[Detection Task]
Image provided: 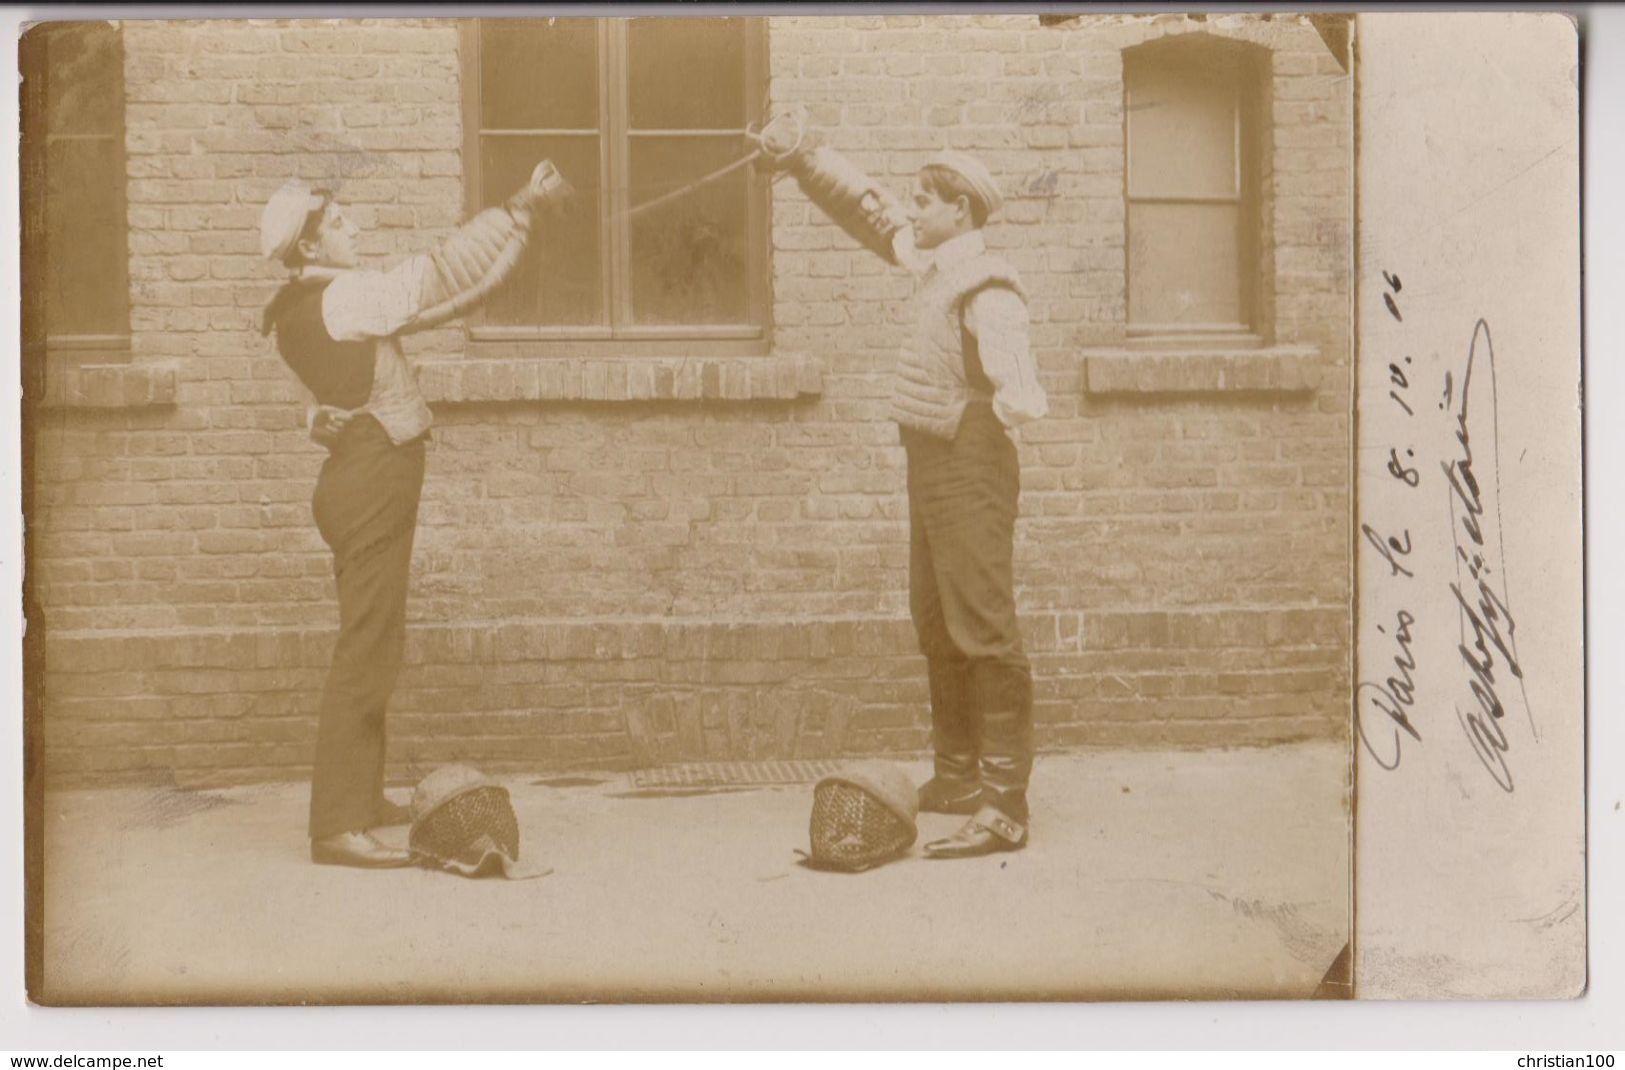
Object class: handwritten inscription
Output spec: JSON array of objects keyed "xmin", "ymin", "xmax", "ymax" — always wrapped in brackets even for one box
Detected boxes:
[
  {"xmin": 1442, "ymin": 319, "xmax": 1530, "ymax": 793},
  {"xmin": 1357, "ymin": 269, "xmax": 1424, "ymax": 769},
  {"xmin": 1362, "ymin": 523, "xmax": 1414, "ymax": 579},
  {"xmin": 1356, "ymin": 609, "xmax": 1422, "ymax": 770},
  {"xmin": 1358, "ymin": 295, "xmax": 1535, "ymax": 792}
]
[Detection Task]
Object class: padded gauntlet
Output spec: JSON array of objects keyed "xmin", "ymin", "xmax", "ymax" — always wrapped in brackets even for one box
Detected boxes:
[
  {"xmin": 750, "ymin": 110, "xmax": 911, "ymax": 267},
  {"xmin": 409, "ymin": 160, "xmax": 571, "ymax": 331},
  {"xmin": 768, "ymin": 137, "xmax": 909, "ymax": 267}
]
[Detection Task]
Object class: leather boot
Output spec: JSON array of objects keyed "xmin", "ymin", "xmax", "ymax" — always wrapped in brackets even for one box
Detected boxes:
[
  {"xmin": 922, "ymin": 805, "xmax": 1028, "ymax": 859},
  {"xmin": 916, "ymin": 657, "xmax": 982, "ymax": 814},
  {"xmin": 972, "ymin": 661, "xmax": 1034, "ymax": 829},
  {"xmin": 924, "ymin": 663, "xmax": 1034, "ymax": 859}
]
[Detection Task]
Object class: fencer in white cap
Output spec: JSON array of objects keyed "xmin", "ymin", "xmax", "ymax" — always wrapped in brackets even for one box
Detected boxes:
[
  {"xmin": 758, "ymin": 124, "xmax": 1048, "ymax": 859},
  {"xmin": 257, "ymin": 160, "xmax": 570, "ymax": 870},
  {"xmin": 918, "ymin": 150, "xmax": 1005, "ymax": 225},
  {"xmin": 259, "ymin": 180, "xmax": 330, "ymax": 264}
]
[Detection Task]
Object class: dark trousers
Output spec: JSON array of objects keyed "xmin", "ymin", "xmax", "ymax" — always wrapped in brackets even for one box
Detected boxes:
[
  {"xmin": 904, "ymin": 402, "xmax": 1035, "ymax": 825},
  {"xmin": 307, "ymin": 418, "xmax": 426, "ymax": 839}
]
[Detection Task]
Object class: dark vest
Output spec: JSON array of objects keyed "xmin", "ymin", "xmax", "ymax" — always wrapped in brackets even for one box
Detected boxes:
[{"xmin": 261, "ymin": 277, "xmax": 376, "ymax": 409}]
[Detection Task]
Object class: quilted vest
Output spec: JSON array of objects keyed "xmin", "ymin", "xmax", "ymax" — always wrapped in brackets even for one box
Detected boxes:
[
  {"xmin": 261, "ymin": 277, "xmax": 376, "ymax": 410},
  {"xmin": 890, "ymin": 253, "xmax": 1026, "ymax": 440}
]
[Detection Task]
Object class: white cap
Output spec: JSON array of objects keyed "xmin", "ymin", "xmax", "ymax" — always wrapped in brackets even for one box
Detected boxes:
[
  {"xmin": 259, "ymin": 180, "xmax": 326, "ymax": 262},
  {"xmin": 924, "ymin": 150, "xmax": 1004, "ymax": 219}
]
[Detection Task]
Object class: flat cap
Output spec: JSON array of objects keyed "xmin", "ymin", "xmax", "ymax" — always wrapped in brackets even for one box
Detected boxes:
[
  {"xmin": 925, "ymin": 150, "xmax": 1003, "ymax": 219},
  {"xmin": 259, "ymin": 180, "xmax": 326, "ymax": 262}
]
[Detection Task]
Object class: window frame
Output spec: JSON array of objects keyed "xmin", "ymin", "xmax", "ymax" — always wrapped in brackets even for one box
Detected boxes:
[
  {"xmin": 1122, "ymin": 37, "xmax": 1265, "ymax": 345},
  {"xmin": 28, "ymin": 21, "xmax": 132, "ymax": 366},
  {"xmin": 459, "ymin": 17, "xmax": 772, "ymax": 356}
]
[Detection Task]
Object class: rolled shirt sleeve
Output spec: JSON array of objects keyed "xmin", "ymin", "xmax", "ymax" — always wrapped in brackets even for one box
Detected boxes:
[
  {"xmin": 320, "ymin": 256, "xmax": 432, "ymax": 342},
  {"xmin": 964, "ymin": 285, "xmax": 1049, "ymax": 429}
]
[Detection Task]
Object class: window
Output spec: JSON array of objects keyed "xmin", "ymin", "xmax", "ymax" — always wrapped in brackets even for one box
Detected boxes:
[
  {"xmin": 1124, "ymin": 38, "xmax": 1263, "ymax": 341},
  {"xmin": 463, "ymin": 17, "xmax": 769, "ymax": 351},
  {"xmin": 27, "ymin": 22, "xmax": 131, "ymax": 361}
]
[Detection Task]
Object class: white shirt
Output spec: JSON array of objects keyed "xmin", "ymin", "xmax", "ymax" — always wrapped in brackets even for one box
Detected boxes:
[{"xmin": 906, "ymin": 229, "xmax": 1049, "ymax": 429}]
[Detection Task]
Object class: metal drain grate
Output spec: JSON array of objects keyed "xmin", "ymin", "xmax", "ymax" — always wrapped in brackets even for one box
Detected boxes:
[{"xmin": 631, "ymin": 759, "xmax": 851, "ymax": 789}]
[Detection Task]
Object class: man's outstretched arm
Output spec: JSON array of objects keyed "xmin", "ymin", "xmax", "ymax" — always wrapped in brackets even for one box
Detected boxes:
[
  {"xmin": 318, "ymin": 160, "xmax": 572, "ymax": 343},
  {"xmin": 753, "ymin": 127, "xmax": 920, "ymax": 272}
]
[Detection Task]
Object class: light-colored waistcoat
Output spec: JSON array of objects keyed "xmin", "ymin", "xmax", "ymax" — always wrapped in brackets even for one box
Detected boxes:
[{"xmin": 890, "ymin": 253, "xmax": 1026, "ymax": 440}]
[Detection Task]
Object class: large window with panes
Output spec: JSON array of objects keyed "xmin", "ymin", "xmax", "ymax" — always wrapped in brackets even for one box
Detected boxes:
[
  {"xmin": 1124, "ymin": 37, "xmax": 1266, "ymax": 344},
  {"xmin": 461, "ymin": 17, "xmax": 770, "ymax": 354}
]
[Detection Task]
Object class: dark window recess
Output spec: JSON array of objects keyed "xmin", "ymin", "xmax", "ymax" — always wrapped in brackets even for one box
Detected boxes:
[{"xmin": 38, "ymin": 22, "xmax": 131, "ymax": 354}]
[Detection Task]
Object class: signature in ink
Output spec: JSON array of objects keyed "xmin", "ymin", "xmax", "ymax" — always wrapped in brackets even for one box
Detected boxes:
[
  {"xmin": 1355, "ymin": 608, "xmax": 1422, "ymax": 770},
  {"xmin": 1441, "ymin": 318, "xmax": 1534, "ymax": 793}
]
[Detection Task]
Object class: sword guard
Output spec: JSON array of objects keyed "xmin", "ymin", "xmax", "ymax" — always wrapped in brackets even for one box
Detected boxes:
[
  {"xmin": 750, "ymin": 105, "xmax": 811, "ymax": 170},
  {"xmin": 528, "ymin": 159, "xmax": 574, "ymax": 206}
]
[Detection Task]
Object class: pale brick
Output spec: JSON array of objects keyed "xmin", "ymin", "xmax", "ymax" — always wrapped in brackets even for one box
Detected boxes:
[{"xmin": 32, "ymin": 12, "xmax": 1354, "ymax": 779}]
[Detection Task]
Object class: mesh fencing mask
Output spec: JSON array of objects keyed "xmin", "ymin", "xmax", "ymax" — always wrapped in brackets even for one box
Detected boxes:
[
  {"xmin": 797, "ymin": 762, "xmax": 920, "ymax": 873},
  {"xmin": 409, "ymin": 764, "xmax": 549, "ymax": 880}
]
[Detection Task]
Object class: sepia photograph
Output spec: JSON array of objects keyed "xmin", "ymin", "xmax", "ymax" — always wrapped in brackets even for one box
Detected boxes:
[{"xmin": 21, "ymin": 8, "xmax": 1377, "ymax": 1005}]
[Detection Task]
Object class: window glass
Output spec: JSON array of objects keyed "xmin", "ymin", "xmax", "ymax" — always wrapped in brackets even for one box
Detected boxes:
[
  {"xmin": 1126, "ymin": 62, "xmax": 1238, "ymax": 199},
  {"xmin": 473, "ymin": 17, "xmax": 762, "ymax": 336},
  {"xmin": 1123, "ymin": 39, "xmax": 1257, "ymax": 332},
  {"xmin": 40, "ymin": 22, "xmax": 128, "ymax": 341},
  {"xmin": 45, "ymin": 24, "xmax": 122, "ymax": 133},
  {"xmin": 629, "ymin": 137, "xmax": 750, "ymax": 325},
  {"xmin": 478, "ymin": 19, "xmax": 599, "ymax": 131},
  {"xmin": 627, "ymin": 18, "xmax": 747, "ymax": 131},
  {"xmin": 480, "ymin": 135, "xmax": 603, "ymax": 327},
  {"xmin": 1127, "ymin": 202, "xmax": 1242, "ymax": 327}
]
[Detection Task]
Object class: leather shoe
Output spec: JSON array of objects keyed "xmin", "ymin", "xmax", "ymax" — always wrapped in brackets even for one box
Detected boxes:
[
  {"xmin": 923, "ymin": 806, "xmax": 1028, "ymax": 859},
  {"xmin": 917, "ymin": 776, "xmax": 982, "ymax": 815},
  {"xmin": 311, "ymin": 831, "xmax": 412, "ymax": 869},
  {"xmin": 371, "ymin": 797, "xmax": 413, "ymax": 828}
]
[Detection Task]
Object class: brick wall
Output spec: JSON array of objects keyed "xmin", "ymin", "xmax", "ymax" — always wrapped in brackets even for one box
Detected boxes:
[{"xmin": 31, "ymin": 14, "xmax": 1353, "ymax": 787}]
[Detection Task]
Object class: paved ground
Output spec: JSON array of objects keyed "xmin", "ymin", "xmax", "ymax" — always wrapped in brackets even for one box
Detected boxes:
[{"xmin": 36, "ymin": 741, "xmax": 1350, "ymax": 1004}]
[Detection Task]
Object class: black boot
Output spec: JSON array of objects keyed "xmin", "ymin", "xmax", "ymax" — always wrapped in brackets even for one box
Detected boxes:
[
  {"xmin": 924, "ymin": 661, "xmax": 1033, "ymax": 859},
  {"xmin": 916, "ymin": 657, "xmax": 982, "ymax": 814}
]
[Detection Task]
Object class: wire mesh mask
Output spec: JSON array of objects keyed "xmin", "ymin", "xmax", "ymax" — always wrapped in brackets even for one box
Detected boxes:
[
  {"xmin": 408, "ymin": 765, "xmax": 548, "ymax": 880},
  {"xmin": 798, "ymin": 763, "xmax": 919, "ymax": 873}
]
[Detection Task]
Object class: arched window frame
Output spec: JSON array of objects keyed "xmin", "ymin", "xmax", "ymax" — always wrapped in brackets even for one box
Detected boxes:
[{"xmin": 1123, "ymin": 35, "xmax": 1269, "ymax": 346}]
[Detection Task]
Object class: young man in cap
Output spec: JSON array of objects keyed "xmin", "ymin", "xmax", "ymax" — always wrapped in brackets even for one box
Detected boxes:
[
  {"xmin": 259, "ymin": 161, "xmax": 568, "ymax": 868},
  {"xmin": 759, "ymin": 134, "xmax": 1048, "ymax": 857}
]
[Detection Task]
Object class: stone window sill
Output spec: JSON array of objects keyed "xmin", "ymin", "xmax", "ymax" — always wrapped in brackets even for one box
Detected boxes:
[
  {"xmin": 1082, "ymin": 345, "xmax": 1322, "ymax": 395},
  {"xmin": 418, "ymin": 354, "xmax": 823, "ymax": 405},
  {"xmin": 38, "ymin": 362, "xmax": 177, "ymax": 409}
]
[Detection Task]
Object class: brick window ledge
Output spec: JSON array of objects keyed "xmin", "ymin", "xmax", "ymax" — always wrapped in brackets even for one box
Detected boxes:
[
  {"xmin": 1082, "ymin": 345, "xmax": 1322, "ymax": 396},
  {"xmin": 419, "ymin": 354, "xmax": 823, "ymax": 405},
  {"xmin": 38, "ymin": 362, "xmax": 177, "ymax": 409}
]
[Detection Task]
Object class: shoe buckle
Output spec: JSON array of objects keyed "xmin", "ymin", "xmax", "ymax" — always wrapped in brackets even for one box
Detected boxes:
[{"xmin": 971, "ymin": 806, "xmax": 1022, "ymax": 843}]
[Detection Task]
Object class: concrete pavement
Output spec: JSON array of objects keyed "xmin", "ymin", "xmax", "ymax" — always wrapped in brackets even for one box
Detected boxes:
[{"xmin": 36, "ymin": 741, "xmax": 1350, "ymax": 1004}]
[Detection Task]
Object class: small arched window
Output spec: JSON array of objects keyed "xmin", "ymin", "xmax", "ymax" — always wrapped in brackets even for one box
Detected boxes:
[{"xmin": 1124, "ymin": 36, "xmax": 1266, "ymax": 342}]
